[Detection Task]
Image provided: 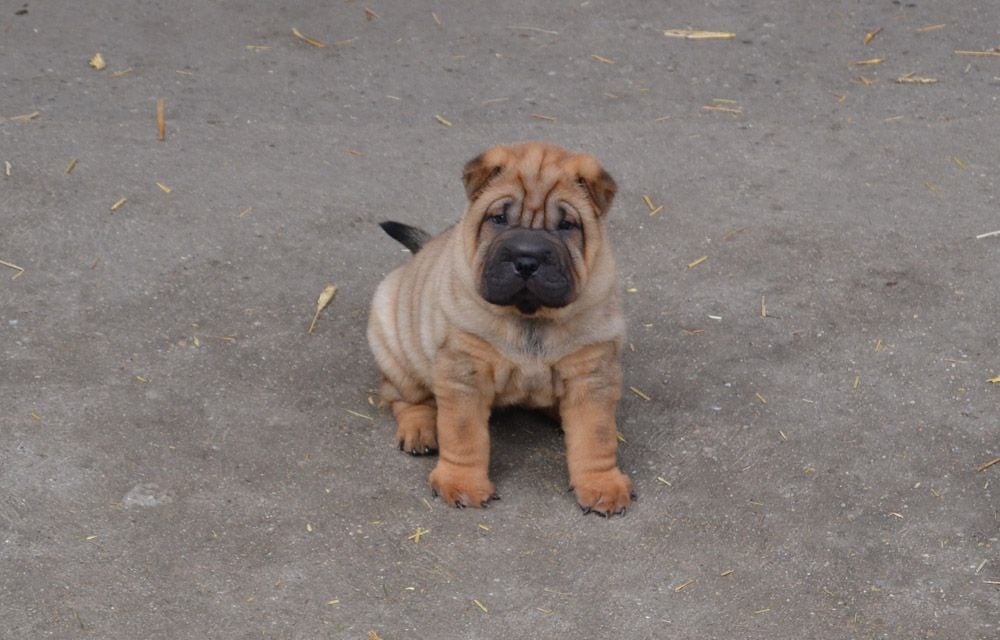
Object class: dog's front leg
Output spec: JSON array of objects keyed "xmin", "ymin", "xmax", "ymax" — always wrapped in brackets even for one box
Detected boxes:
[
  {"xmin": 558, "ymin": 344, "xmax": 633, "ymax": 517},
  {"xmin": 428, "ymin": 346, "xmax": 498, "ymax": 508}
]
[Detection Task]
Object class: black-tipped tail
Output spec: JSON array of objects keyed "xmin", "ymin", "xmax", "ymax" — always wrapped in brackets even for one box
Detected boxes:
[{"xmin": 379, "ymin": 221, "xmax": 433, "ymax": 254}]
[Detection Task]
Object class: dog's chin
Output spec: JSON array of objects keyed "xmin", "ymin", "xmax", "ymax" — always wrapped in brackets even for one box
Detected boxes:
[
  {"xmin": 515, "ymin": 298, "xmax": 542, "ymax": 315},
  {"xmin": 481, "ymin": 285, "xmax": 571, "ymax": 316}
]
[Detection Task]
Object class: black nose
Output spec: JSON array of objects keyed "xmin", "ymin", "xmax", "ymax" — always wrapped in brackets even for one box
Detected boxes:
[{"xmin": 513, "ymin": 255, "xmax": 540, "ymax": 278}]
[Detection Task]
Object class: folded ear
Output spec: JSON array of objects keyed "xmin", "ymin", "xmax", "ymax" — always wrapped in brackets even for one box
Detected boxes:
[
  {"xmin": 462, "ymin": 146, "xmax": 508, "ymax": 200},
  {"xmin": 574, "ymin": 155, "xmax": 617, "ymax": 215}
]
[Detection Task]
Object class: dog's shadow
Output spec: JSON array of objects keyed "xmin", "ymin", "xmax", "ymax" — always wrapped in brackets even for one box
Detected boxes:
[{"xmin": 487, "ymin": 407, "xmax": 565, "ymax": 483}]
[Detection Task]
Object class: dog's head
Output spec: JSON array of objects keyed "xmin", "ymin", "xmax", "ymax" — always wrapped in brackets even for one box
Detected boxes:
[{"xmin": 459, "ymin": 143, "xmax": 618, "ymax": 317}]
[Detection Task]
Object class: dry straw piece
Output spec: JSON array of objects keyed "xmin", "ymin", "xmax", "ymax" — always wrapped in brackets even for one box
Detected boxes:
[
  {"xmin": 292, "ymin": 27, "xmax": 327, "ymax": 48},
  {"xmin": 407, "ymin": 527, "xmax": 428, "ymax": 542},
  {"xmin": 674, "ymin": 579, "xmax": 696, "ymax": 592},
  {"xmin": 642, "ymin": 195, "xmax": 664, "ymax": 216},
  {"xmin": 664, "ymin": 29, "xmax": 735, "ymax": 39},
  {"xmin": 508, "ymin": 26, "xmax": 560, "ymax": 35},
  {"xmin": 954, "ymin": 48, "xmax": 1000, "ymax": 57},
  {"xmin": 156, "ymin": 99, "xmax": 165, "ymax": 140},
  {"xmin": 976, "ymin": 457, "xmax": 1000, "ymax": 472},
  {"xmin": 0, "ymin": 259, "xmax": 25, "ymax": 280},
  {"xmin": 89, "ymin": 53, "xmax": 107, "ymax": 70},
  {"xmin": 629, "ymin": 386, "xmax": 652, "ymax": 401},
  {"xmin": 896, "ymin": 73, "xmax": 938, "ymax": 84},
  {"xmin": 863, "ymin": 28, "xmax": 883, "ymax": 45},
  {"xmin": 308, "ymin": 284, "xmax": 338, "ymax": 334},
  {"xmin": 703, "ymin": 97, "xmax": 743, "ymax": 114}
]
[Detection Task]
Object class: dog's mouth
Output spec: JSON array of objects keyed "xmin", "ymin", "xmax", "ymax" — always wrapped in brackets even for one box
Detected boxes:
[{"xmin": 480, "ymin": 230, "xmax": 574, "ymax": 314}]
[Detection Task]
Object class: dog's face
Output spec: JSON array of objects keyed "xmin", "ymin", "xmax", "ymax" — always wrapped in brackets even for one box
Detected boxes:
[{"xmin": 459, "ymin": 143, "xmax": 617, "ymax": 317}]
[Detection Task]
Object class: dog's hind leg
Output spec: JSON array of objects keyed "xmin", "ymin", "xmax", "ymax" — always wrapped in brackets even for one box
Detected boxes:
[
  {"xmin": 376, "ymin": 376, "xmax": 438, "ymax": 455},
  {"xmin": 391, "ymin": 398, "xmax": 438, "ymax": 456}
]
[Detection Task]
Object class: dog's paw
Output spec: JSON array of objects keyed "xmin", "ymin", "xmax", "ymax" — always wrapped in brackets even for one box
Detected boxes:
[
  {"xmin": 395, "ymin": 409, "xmax": 438, "ymax": 456},
  {"xmin": 428, "ymin": 464, "xmax": 498, "ymax": 509},
  {"xmin": 572, "ymin": 469, "xmax": 633, "ymax": 517}
]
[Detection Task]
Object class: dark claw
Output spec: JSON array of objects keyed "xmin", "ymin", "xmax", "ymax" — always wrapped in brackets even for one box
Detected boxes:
[
  {"xmin": 595, "ymin": 510, "xmax": 609, "ymax": 518},
  {"xmin": 618, "ymin": 507, "xmax": 627, "ymax": 517},
  {"xmin": 398, "ymin": 442, "xmax": 404, "ymax": 451},
  {"xmin": 431, "ymin": 488, "xmax": 438, "ymax": 498},
  {"xmin": 581, "ymin": 506, "xmax": 592, "ymax": 515},
  {"xmin": 490, "ymin": 492, "xmax": 500, "ymax": 501},
  {"xmin": 630, "ymin": 490, "xmax": 638, "ymax": 500},
  {"xmin": 410, "ymin": 448, "xmax": 418, "ymax": 456},
  {"xmin": 423, "ymin": 447, "xmax": 433, "ymax": 455},
  {"xmin": 480, "ymin": 500, "xmax": 490, "ymax": 508},
  {"xmin": 567, "ymin": 486, "xmax": 575, "ymax": 493},
  {"xmin": 456, "ymin": 503, "xmax": 465, "ymax": 509}
]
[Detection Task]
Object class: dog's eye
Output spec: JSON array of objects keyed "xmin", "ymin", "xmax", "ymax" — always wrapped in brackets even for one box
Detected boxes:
[
  {"xmin": 487, "ymin": 202, "xmax": 512, "ymax": 226},
  {"xmin": 556, "ymin": 205, "xmax": 579, "ymax": 231}
]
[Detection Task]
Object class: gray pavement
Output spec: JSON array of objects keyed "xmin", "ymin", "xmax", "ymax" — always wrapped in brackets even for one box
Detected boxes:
[{"xmin": 1, "ymin": 1, "xmax": 998, "ymax": 638}]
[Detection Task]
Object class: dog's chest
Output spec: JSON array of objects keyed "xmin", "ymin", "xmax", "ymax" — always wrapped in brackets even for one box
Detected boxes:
[
  {"xmin": 494, "ymin": 359, "xmax": 561, "ymax": 407},
  {"xmin": 486, "ymin": 318, "xmax": 578, "ymax": 407}
]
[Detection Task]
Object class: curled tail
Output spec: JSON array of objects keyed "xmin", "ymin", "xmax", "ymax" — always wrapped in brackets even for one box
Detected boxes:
[{"xmin": 379, "ymin": 221, "xmax": 433, "ymax": 254}]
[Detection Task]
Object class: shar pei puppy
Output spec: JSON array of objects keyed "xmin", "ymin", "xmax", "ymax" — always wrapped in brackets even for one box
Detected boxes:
[{"xmin": 368, "ymin": 142, "xmax": 633, "ymax": 516}]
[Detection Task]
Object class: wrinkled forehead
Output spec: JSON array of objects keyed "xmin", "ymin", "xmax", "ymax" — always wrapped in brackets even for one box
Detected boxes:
[{"xmin": 500, "ymin": 145, "xmax": 578, "ymax": 211}]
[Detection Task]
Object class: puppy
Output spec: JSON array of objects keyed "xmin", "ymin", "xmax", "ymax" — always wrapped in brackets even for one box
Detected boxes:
[{"xmin": 367, "ymin": 142, "xmax": 632, "ymax": 516}]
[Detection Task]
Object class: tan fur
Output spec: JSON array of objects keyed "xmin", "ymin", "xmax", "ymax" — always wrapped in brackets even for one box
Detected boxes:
[{"xmin": 367, "ymin": 142, "xmax": 632, "ymax": 515}]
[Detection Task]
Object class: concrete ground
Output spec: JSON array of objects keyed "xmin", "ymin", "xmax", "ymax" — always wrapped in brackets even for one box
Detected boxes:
[{"xmin": 2, "ymin": 1, "xmax": 998, "ymax": 638}]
